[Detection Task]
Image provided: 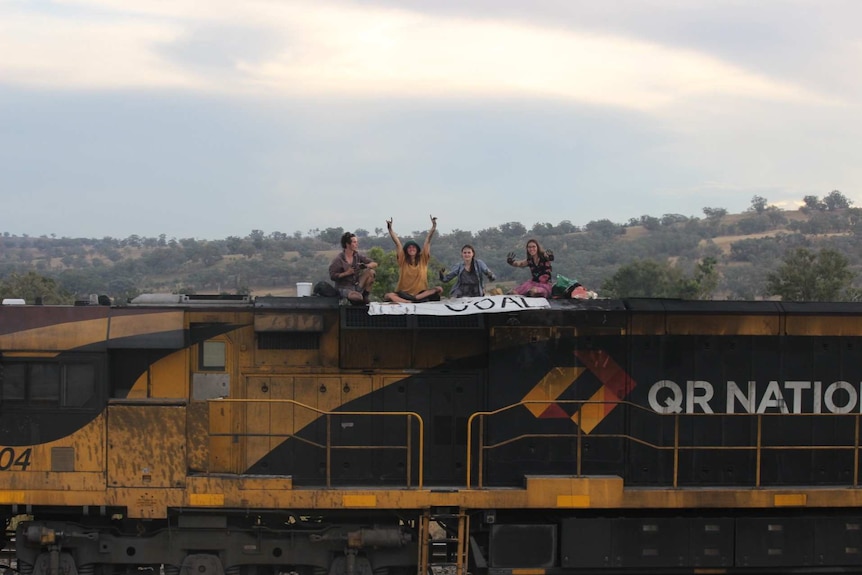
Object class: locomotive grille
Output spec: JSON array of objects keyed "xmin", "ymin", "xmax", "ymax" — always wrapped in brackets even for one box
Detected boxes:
[
  {"xmin": 257, "ymin": 332, "xmax": 320, "ymax": 350},
  {"xmin": 51, "ymin": 447, "xmax": 75, "ymax": 472},
  {"xmin": 342, "ymin": 308, "xmax": 483, "ymax": 329}
]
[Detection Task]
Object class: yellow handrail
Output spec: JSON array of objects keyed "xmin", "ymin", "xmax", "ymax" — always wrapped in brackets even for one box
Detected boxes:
[
  {"xmin": 209, "ymin": 398, "xmax": 425, "ymax": 488},
  {"xmin": 466, "ymin": 399, "xmax": 862, "ymax": 488}
]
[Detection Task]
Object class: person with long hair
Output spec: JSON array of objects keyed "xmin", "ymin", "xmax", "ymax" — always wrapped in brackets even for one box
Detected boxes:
[
  {"xmin": 439, "ymin": 244, "xmax": 496, "ymax": 298},
  {"xmin": 507, "ymin": 238, "xmax": 554, "ymax": 297},
  {"xmin": 384, "ymin": 215, "xmax": 444, "ymax": 304}
]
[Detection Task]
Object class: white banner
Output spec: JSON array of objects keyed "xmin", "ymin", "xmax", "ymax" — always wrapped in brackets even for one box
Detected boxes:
[{"xmin": 368, "ymin": 295, "xmax": 550, "ymax": 316}]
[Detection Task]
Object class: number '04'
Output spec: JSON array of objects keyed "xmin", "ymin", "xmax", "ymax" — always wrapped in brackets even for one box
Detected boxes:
[{"xmin": 0, "ymin": 447, "xmax": 32, "ymax": 471}]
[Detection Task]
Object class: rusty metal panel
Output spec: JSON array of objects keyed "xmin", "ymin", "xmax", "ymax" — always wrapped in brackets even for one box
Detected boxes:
[
  {"xmin": 666, "ymin": 314, "xmax": 780, "ymax": 335},
  {"xmin": 107, "ymin": 404, "xmax": 186, "ymax": 488},
  {"xmin": 785, "ymin": 315, "xmax": 862, "ymax": 336},
  {"xmin": 207, "ymin": 399, "xmax": 234, "ymax": 473},
  {"xmin": 186, "ymin": 401, "xmax": 209, "ymax": 473},
  {"xmin": 254, "ymin": 312, "xmax": 324, "ymax": 332},
  {"xmin": 629, "ymin": 312, "xmax": 666, "ymax": 335},
  {"xmin": 489, "ymin": 327, "xmax": 553, "ymax": 350}
]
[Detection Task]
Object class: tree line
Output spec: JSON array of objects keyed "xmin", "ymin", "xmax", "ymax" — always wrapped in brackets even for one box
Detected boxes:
[{"xmin": 1, "ymin": 191, "xmax": 860, "ymax": 303}]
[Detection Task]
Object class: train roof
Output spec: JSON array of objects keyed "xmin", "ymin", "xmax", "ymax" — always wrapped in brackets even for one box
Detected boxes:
[{"xmin": 7, "ymin": 293, "xmax": 862, "ymax": 316}]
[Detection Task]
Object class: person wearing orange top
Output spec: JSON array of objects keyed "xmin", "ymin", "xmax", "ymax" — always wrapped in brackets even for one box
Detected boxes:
[{"xmin": 384, "ymin": 215, "xmax": 444, "ymax": 304}]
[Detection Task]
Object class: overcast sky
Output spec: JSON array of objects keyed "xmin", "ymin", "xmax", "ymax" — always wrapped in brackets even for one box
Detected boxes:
[{"xmin": 1, "ymin": 0, "xmax": 860, "ymax": 241}]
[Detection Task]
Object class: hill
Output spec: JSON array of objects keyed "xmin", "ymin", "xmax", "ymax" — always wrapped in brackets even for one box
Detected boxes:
[{"xmin": 2, "ymin": 202, "xmax": 861, "ymax": 302}]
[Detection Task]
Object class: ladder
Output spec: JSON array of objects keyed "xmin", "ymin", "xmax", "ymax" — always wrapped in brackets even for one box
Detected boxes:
[{"xmin": 418, "ymin": 507, "xmax": 469, "ymax": 575}]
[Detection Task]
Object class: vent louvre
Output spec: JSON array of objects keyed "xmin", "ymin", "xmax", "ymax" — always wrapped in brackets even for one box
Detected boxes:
[{"xmin": 258, "ymin": 332, "xmax": 320, "ymax": 350}]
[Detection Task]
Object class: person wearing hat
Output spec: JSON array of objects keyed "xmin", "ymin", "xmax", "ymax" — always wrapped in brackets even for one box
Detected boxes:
[{"xmin": 384, "ymin": 215, "xmax": 444, "ymax": 304}]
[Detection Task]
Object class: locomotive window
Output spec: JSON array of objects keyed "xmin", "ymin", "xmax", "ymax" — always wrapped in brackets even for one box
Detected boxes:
[
  {"xmin": 0, "ymin": 359, "xmax": 99, "ymax": 407},
  {"xmin": 30, "ymin": 363, "xmax": 60, "ymax": 403},
  {"xmin": 65, "ymin": 364, "xmax": 96, "ymax": 407},
  {"xmin": 1, "ymin": 364, "xmax": 26, "ymax": 401},
  {"xmin": 200, "ymin": 340, "xmax": 226, "ymax": 371}
]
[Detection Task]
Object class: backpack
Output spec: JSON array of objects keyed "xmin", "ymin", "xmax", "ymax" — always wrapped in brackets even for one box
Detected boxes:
[{"xmin": 313, "ymin": 281, "xmax": 339, "ymax": 298}]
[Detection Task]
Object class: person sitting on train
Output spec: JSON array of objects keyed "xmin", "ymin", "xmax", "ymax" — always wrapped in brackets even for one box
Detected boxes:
[
  {"xmin": 439, "ymin": 244, "xmax": 497, "ymax": 298},
  {"xmin": 383, "ymin": 215, "xmax": 444, "ymax": 304},
  {"xmin": 507, "ymin": 238, "xmax": 554, "ymax": 298},
  {"xmin": 328, "ymin": 231, "xmax": 378, "ymax": 305}
]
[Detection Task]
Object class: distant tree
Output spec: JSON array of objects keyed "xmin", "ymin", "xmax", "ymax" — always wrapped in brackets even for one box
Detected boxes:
[
  {"xmin": 764, "ymin": 208, "xmax": 788, "ymax": 227},
  {"xmin": 703, "ymin": 207, "xmax": 728, "ymax": 220},
  {"xmin": 318, "ymin": 227, "xmax": 345, "ymax": 245},
  {"xmin": 585, "ymin": 219, "xmax": 623, "ymax": 238},
  {"xmin": 601, "ymin": 260, "xmax": 684, "ymax": 298},
  {"xmin": 530, "ymin": 222, "xmax": 554, "ymax": 236},
  {"xmin": 639, "ymin": 215, "xmax": 661, "ymax": 231},
  {"xmin": 676, "ymin": 257, "xmax": 719, "ymax": 300},
  {"xmin": 602, "ymin": 257, "xmax": 719, "ymax": 299},
  {"xmin": 249, "ymin": 229, "xmax": 266, "ymax": 249},
  {"xmin": 823, "ymin": 190, "xmax": 852, "ymax": 211},
  {"xmin": 367, "ymin": 246, "xmax": 398, "ymax": 300},
  {"xmin": 554, "ymin": 220, "xmax": 578, "ymax": 234},
  {"xmin": 749, "ymin": 195, "xmax": 769, "ymax": 214},
  {"xmin": 801, "ymin": 195, "xmax": 825, "ymax": 213},
  {"xmin": 355, "ymin": 228, "xmax": 369, "ymax": 238},
  {"xmin": 476, "ymin": 227, "xmax": 503, "ymax": 247},
  {"xmin": 661, "ymin": 214, "xmax": 689, "ymax": 226},
  {"xmin": 0, "ymin": 271, "xmax": 72, "ymax": 304},
  {"xmin": 499, "ymin": 222, "xmax": 526, "ymax": 237},
  {"xmin": 736, "ymin": 215, "xmax": 772, "ymax": 235},
  {"xmin": 765, "ymin": 247, "xmax": 855, "ymax": 301}
]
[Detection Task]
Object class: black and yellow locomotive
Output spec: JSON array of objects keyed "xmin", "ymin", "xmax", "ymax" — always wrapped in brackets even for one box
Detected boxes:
[{"xmin": 3, "ymin": 294, "xmax": 862, "ymax": 575}]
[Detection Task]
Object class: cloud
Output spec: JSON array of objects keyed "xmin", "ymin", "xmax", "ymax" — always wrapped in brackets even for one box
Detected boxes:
[{"xmin": 0, "ymin": 0, "xmax": 834, "ymax": 111}]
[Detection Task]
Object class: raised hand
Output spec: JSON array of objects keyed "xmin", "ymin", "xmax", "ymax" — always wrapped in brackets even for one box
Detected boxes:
[
  {"xmin": 438, "ymin": 268, "xmax": 446, "ymax": 281},
  {"xmin": 386, "ymin": 218, "xmax": 393, "ymax": 229},
  {"xmin": 430, "ymin": 215, "xmax": 437, "ymax": 226},
  {"xmin": 545, "ymin": 249, "xmax": 554, "ymax": 261},
  {"xmin": 506, "ymin": 252, "xmax": 516, "ymax": 265}
]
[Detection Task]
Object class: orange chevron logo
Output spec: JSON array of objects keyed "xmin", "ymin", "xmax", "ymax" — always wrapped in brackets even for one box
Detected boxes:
[{"xmin": 520, "ymin": 349, "xmax": 635, "ymax": 433}]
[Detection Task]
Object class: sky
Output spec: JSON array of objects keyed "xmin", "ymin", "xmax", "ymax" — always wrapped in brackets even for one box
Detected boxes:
[{"xmin": 1, "ymin": 0, "xmax": 861, "ymax": 241}]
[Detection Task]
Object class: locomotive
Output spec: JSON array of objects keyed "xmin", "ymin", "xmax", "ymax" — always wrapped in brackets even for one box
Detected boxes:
[{"xmin": 3, "ymin": 293, "xmax": 862, "ymax": 575}]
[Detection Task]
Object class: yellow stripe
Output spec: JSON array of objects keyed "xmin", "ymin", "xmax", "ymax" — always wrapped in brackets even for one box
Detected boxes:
[
  {"xmin": 0, "ymin": 491, "xmax": 24, "ymax": 504},
  {"xmin": 189, "ymin": 493, "xmax": 225, "ymax": 506},
  {"xmin": 774, "ymin": 493, "xmax": 807, "ymax": 506},
  {"xmin": 557, "ymin": 495, "xmax": 590, "ymax": 507},
  {"xmin": 342, "ymin": 495, "xmax": 377, "ymax": 507}
]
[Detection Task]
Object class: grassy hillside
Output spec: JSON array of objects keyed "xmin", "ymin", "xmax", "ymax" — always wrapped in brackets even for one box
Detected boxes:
[{"xmin": 2, "ymin": 205, "xmax": 861, "ymax": 301}]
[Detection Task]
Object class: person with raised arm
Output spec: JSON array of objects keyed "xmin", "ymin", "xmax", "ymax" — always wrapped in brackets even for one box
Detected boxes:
[
  {"xmin": 384, "ymin": 215, "xmax": 444, "ymax": 304},
  {"xmin": 507, "ymin": 238, "xmax": 554, "ymax": 298}
]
